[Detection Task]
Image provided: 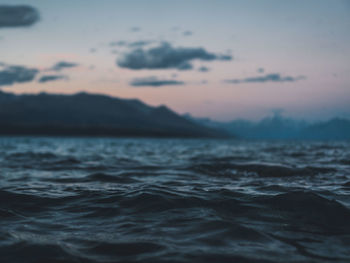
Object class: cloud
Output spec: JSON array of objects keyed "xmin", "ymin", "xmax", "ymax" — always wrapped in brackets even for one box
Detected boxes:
[
  {"xmin": 183, "ymin": 31, "xmax": 193, "ymax": 36},
  {"xmin": 198, "ymin": 66, "xmax": 210, "ymax": 72},
  {"xmin": 171, "ymin": 26, "xmax": 180, "ymax": 32},
  {"xmin": 38, "ymin": 75, "xmax": 67, "ymax": 83},
  {"xmin": 110, "ymin": 40, "xmax": 152, "ymax": 48},
  {"xmin": 0, "ymin": 5, "xmax": 39, "ymax": 28},
  {"xmin": 224, "ymin": 73, "xmax": 306, "ymax": 84},
  {"xmin": 130, "ymin": 27, "xmax": 141, "ymax": 32},
  {"xmin": 130, "ymin": 76, "xmax": 185, "ymax": 87},
  {"xmin": 128, "ymin": 40, "xmax": 152, "ymax": 48},
  {"xmin": 0, "ymin": 65, "xmax": 38, "ymax": 86},
  {"xmin": 117, "ymin": 42, "xmax": 232, "ymax": 70},
  {"xmin": 50, "ymin": 61, "xmax": 79, "ymax": 71},
  {"xmin": 218, "ymin": 55, "xmax": 232, "ymax": 61},
  {"xmin": 110, "ymin": 40, "xmax": 127, "ymax": 47}
]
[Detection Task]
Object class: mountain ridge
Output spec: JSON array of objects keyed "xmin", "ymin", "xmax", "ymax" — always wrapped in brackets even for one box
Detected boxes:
[
  {"xmin": 184, "ymin": 113, "xmax": 350, "ymax": 140},
  {"xmin": 0, "ymin": 91, "xmax": 225, "ymax": 138}
]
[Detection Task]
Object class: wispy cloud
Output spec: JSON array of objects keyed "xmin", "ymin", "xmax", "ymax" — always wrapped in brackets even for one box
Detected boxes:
[
  {"xmin": 130, "ymin": 26, "xmax": 141, "ymax": 32},
  {"xmin": 128, "ymin": 40, "xmax": 153, "ymax": 48},
  {"xmin": 109, "ymin": 40, "xmax": 154, "ymax": 48},
  {"xmin": 225, "ymin": 73, "xmax": 306, "ymax": 84},
  {"xmin": 117, "ymin": 42, "xmax": 232, "ymax": 71},
  {"xmin": 110, "ymin": 40, "xmax": 152, "ymax": 48},
  {"xmin": 0, "ymin": 64, "xmax": 38, "ymax": 86},
  {"xmin": 0, "ymin": 5, "xmax": 39, "ymax": 28},
  {"xmin": 198, "ymin": 66, "xmax": 210, "ymax": 72},
  {"xmin": 110, "ymin": 40, "xmax": 127, "ymax": 47},
  {"xmin": 38, "ymin": 75, "xmax": 67, "ymax": 83},
  {"xmin": 50, "ymin": 61, "xmax": 79, "ymax": 72},
  {"xmin": 130, "ymin": 76, "xmax": 185, "ymax": 87},
  {"xmin": 183, "ymin": 30, "xmax": 193, "ymax": 36}
]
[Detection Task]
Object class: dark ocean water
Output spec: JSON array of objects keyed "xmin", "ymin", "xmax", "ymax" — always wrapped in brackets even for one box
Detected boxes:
[{"xmin": 1, "ymin": 137, "xmax": 350, "ymax": 263}]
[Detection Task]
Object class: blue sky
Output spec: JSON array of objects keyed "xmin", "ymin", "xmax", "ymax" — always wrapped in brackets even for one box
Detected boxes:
[{"xmin": 0, "ymin": 0, "xmax": 349, "ymax": 121}]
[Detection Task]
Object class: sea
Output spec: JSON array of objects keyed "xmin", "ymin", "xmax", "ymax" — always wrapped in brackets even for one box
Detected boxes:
[{"xmin": 0, "ymin": 137, "xmax": 350, "ymax": 263}]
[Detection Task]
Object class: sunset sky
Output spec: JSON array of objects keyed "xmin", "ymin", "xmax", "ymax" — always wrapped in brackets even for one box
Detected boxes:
[{"xmin": 0, "ymin": 0, "xmax": 349, "ymax": 121}]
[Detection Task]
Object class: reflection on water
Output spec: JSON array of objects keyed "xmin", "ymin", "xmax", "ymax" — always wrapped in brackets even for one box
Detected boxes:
[{"xmin": 0, "ymin": 137, "xmax": 350, "ymax": 262}]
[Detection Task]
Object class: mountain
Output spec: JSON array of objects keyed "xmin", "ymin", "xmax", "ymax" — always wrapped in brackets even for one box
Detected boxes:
[
  {"xmin": 301, "ymin": 118, "xmax": 350, "ymax": 140},
  {"xmin": 185, "ymin": 113, "xmax": 350, "ymax": 140},
  {"xmin": 0, "ymin": 91, "xmax": 224, "ymax": 138}
]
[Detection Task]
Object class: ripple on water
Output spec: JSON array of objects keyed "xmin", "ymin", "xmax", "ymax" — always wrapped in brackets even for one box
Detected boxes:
[{"xmin": 0, "ymin": 138, "xmax": 349, "ymax": 262}]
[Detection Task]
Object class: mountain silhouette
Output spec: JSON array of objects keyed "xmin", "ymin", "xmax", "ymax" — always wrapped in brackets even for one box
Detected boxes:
[
  {"xmin": 0, "ymin": 91, "xmax": 223, "ymax": 138},
  {"xmin": 185, "ymin": 113, "xmax": 350, "ymax": 140}
]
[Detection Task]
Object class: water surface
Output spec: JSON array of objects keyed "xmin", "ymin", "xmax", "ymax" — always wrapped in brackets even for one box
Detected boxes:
[{"xmin": 1, "ymin": 137, "xmax": 350, "ymax": 262}]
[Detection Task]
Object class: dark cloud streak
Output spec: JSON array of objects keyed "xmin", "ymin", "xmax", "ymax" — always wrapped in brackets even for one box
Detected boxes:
[
  {"xmin": 198, "ymin": 66, "xmax": 210, "ymax": 72},
  {"xmin": 0, "ymin": 65, "xmax": 38, "ymax": 86},
  {"xmin": 39, "ymin": 75, "xmax": 67, "ymax": 83},
  {"xmin": 130, "ymin": 76, "xmax": 185, "ymax": 87},
  {"xmin": 117, "ymin": 42, "xmax": 232, "ymax": 71},
  {"xmin": 50, "ymin": 61, "xmax": 79, "ymax": 71},
  {"xmin": 225, "ymin": 73, "xmax": 305, "ymax": 84},
  {"xmin": 0, "ymin": 5, "xmax": 39, "ymax": 28}
]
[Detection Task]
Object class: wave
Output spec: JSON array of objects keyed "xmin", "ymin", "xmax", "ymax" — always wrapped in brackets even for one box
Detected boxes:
[
  {"xmin": 87, "ymin": 241, "xmax": 166, "ymax": 257},
  {"xmin": 0, "ymin": 190, "xmax": 77, "ymax": 214},
  {"xmin": 258, "ymin": 191, "xmax": 350, "ymax": 233},
  {"xmin": 5, "ymin": 151, "xmax": 58, "ymax": 160},
  {"xmin": 47, "ymin": 172, "xmax": 139, "ymax": 184},
  {"xmin": 3, "ymin": 151, "xmax": 81, "ymax": 171},
  {"xmin": 1, "ymin": 138, "xmax": 350, "ymax": 263},
  {"xmin": 0, "ymin": 242, "xmax": 84, "ymax": 263},
  {"xmin": 191, "ymin": 161, "xmax": 336, "ymax": 178},
  {"xmin": 343, "ymin": 181, "xmax": 350, "ymax": 187}
]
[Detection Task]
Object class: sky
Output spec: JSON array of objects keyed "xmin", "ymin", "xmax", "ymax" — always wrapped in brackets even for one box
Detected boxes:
[{"xmin": 0, "ymin": 0, "xmax": 349, "ymax": 121}]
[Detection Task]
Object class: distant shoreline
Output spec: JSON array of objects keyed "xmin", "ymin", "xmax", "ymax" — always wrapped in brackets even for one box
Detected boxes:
[
  {"xmin": 0, "ymin": 91, "xmax": 225, "ymax": 138},
  {"xmin": 0, "ymin": 126, "xmax": 229, "ymax": 139}
]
